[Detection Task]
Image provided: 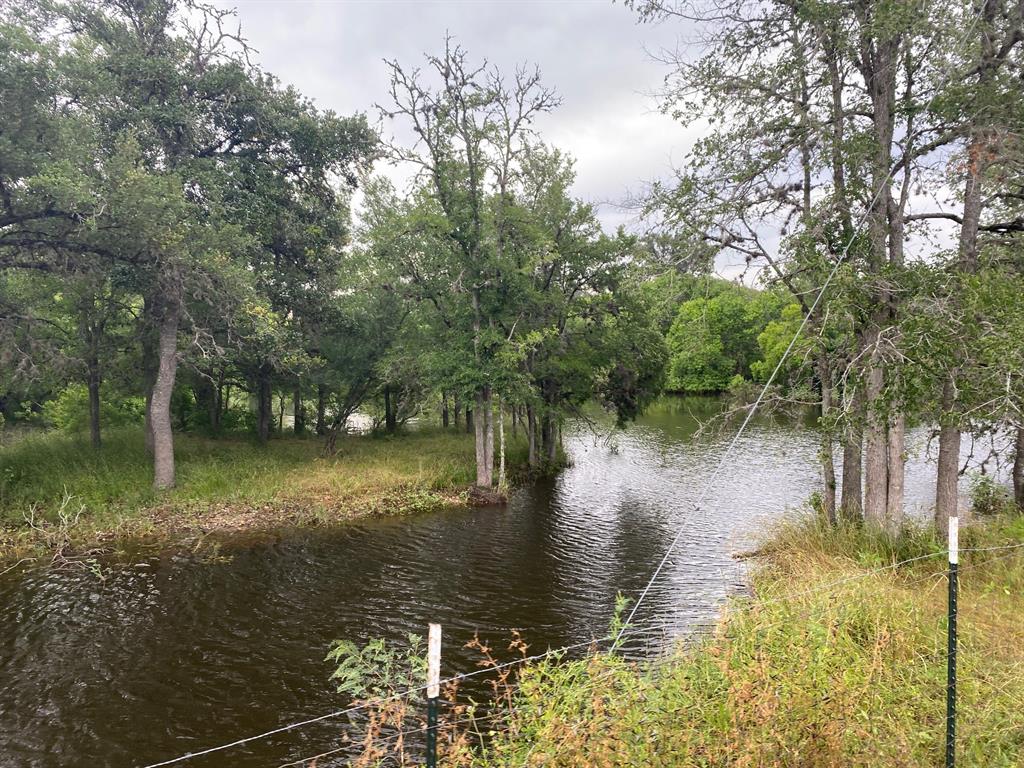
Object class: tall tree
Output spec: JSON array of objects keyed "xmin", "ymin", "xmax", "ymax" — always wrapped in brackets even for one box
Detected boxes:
[{"xmin": 380, "ymin": 39, "xmax": 558, "ymax": 488}]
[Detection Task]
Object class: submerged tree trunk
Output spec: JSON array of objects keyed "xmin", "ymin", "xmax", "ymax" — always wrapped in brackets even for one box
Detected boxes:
[
  {"xmin": 547, "ymin": 421, "xmax": 559, "ymax": 465},
  {"xmin": 540, "ymin": 412, "xmax": 560, "ymax": 466},
  {"xmin": 293, "ymin": 387, "xmax": 305, "ymax": 435},
  {"xmin": 151, "ymin": 289, "xmax": 181, "ymax": 490}
]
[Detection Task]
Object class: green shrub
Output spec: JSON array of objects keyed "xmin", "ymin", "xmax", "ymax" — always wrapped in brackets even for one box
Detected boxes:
[
  {"xmin": 969, "ymin": 473, "xmax": 1014, "ymax": 517},
  {"xmin": 40, "ymin": 385, "xmax": 144, "ymax": 432}
]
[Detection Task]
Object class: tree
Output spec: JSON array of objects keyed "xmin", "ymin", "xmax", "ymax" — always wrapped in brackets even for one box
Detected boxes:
[
  {"xmin": 629, "ymin": 0, "xmax": 1022, "ymax": 531},
  {"xmin": 380, "ymin": 38, "xmax": 558, "ymax": 488},
  {"xmin": 0, "ymin": 0, "xmax": 377, "ymax": 486}
]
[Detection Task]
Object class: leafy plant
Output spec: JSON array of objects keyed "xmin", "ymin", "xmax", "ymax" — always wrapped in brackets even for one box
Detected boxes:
[
  {"xmin": 326, "ymin": 634, "xmax": 427, "ymax": 701},
  {"xmin": 970, "ymin": 473, "xmax": 1014, "ymax": 517}
]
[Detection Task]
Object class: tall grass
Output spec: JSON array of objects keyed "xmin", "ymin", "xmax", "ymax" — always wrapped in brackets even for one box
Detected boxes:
[
  {"xmin": 464, "ymin": 515, "xmax": 1024, "ymax": 767},
  {"xmin": 0, "ymin": 426, "xmax": 516, "ymax": 555}
]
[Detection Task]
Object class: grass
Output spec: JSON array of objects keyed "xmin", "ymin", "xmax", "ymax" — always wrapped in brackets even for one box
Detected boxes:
[
  {"xmin": 1, "ymin": 426, "xmax": 524, "ymax": 560},
  {"xmin": 455, "ymin": 514, "xmax": 1024, "ymax": 767}
]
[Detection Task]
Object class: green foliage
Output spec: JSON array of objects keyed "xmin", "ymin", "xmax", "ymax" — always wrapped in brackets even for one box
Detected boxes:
[
  {"xmin": 665, "ymin": 287, "xmax": 787, "ymax": 393},
  {"xmin": 969, "ymin": 474, "xmax": 1015, "ymax": 517},
  {"xmin": 40, "ymin": 385, "xmax": 144, "ymax": 433},
  {"xmin": 750, "ymin": 301, "xmax": 806, "ymax": 383},
  {"xmin": 326, "ymin": 634, "xmax": 426, "ymax": 701}
]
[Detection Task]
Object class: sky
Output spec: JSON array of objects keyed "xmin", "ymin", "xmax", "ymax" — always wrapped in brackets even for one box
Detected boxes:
[{"xmin": 211, "ymin": 0, "xmax": 699, "ymax": 238}]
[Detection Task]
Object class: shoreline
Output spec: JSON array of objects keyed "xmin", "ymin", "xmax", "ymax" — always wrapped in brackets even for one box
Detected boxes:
[{"xmin": 0, "ymin": 427, "xmax": 520, "ymax": 567}]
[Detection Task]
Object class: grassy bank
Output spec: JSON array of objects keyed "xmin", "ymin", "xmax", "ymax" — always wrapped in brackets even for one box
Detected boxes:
[
  {"xmin": 460, "ymin": 515, "xmax": 1024, "ymax": 767},
  {"xmin": 1, "ymin": 426, "xmax": 523, "ymax": 561}
]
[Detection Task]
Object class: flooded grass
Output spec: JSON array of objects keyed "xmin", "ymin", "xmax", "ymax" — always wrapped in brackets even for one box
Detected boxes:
[
  {"xmin": 0, "ymin": 426, "xmax": 523, "ymax": 561},
  {"xmin": 466, "ymin": 515, "xmax": 1024, "ymax": 767}
]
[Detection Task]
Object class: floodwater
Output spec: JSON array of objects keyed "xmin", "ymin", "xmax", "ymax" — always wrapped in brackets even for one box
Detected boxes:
[{"xmin": 0, "ymin": 397, "xmax": 979, "ymax": 767}]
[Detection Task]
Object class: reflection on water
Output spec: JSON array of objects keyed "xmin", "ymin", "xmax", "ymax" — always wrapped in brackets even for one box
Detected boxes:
[{"xmin": 0, "ymin": 396, "xmax": 974, "ymax": 766}]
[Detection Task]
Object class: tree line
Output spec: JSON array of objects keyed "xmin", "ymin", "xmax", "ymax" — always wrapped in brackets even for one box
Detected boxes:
[
  {"xmin": 0, "ymin": 2, "xmax": 667, "ymax": 492},
  {"xmin": 629, "ymin": 0, "xmax": 1024, "ymax": 530},
  {"xmin": 4, "ymin": 0, "xmax": 1023, "ymax": 528}
]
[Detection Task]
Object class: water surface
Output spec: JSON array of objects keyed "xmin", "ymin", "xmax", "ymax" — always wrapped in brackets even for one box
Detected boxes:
[{"xmin": 0, "ymin": 397, "xmax": 975, "ymax": 767}]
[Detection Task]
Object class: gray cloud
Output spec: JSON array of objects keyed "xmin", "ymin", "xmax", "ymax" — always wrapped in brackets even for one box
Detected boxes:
[{"xmin": 215, "ymin": 0, "xmax": 692, "ymax": 232}]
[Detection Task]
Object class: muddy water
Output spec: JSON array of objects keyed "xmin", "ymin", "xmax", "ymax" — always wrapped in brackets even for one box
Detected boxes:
[{"xmin": 0, "ymin": 397, "xmax": 964, "ymax": 767}]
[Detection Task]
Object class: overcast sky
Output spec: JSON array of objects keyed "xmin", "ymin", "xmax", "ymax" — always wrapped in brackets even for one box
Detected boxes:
[{"xmin": 212, "ymin": 0, "xmax": 697, "ymax": 234}]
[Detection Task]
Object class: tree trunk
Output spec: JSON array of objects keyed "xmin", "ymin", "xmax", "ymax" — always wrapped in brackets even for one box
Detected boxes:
[
  {"xmin": 840, "ymin": 432, "xmax": 863, "ymax": 521},
  {"xmin": 211, "ymin": 371, "xmax": 224, "ymax": 433},
  {"xmin": 316, "ymin": 384, "xmax": 327, "ymax": 436},
  {"xmin": 885, "ymin": 413, "xmax": 905, "ymax": 531},
  {"xmin": 498, "ymin": 395, "xmax": 506, "ymax": 489},
  {"xmin": 840, "ymin": 386, "xmax": 864, "ymax": 521},
  {"xmin": 141, "ymin": 295, "xmax": 159, "ymax": 455},
  {"xmin": 473, "ymin": 387, "xmax": 493, "ymax": 487},
  {"xmin": 192, "ymin": 375, "xmax": 215, "ymax": 432},
  {"xmin": 863, "ymin": 344, "xmax": 889, "ymax": 528},
  {"xmin": 384, "ymin": 385, "xmax": 397, "ymax": 434},
  {"xmin": 547, "ymin": 419, "xmax": 559, "ymax": 465},
  {"xmin": 1014, "ymin": 427, "xmax": 1024, "ymax": 511},
  {"xmin": 935, "ymin": 381, "xmax": 961, "ymax": 537},
  {"xmin": 256, "ymin": 367, "xmax": 272, "ymax": 444},
  {"xmin": 540, "ymin": 414, "xmax": 552, "ymax": 465},
  {"xmin": 151, "ymin": 289, "xmax": 181, "ymax": 490},
  {"xmin": 857, "ymin": 20, "xmax": 903, "ymax": 534},
  {"xmin": 441, "ymin": 392, "xmax": 450, "ymax": 428},
  {"xmin": 936, "ymin": 131, "xmax": 985, "ymax": 533},
  {"xmin": 484, "ymin": 385, "xmax": 494, "ymax": 480},
  {"xmin": 453, "ymin": 395, "xmax": 462, "ymax": 429},
  {"xmin": 817, "ymin": 353, "xmax": 837, "ymax": 524},
  {"xmin": 86, "ymin": 351, "xmax": 101, "ymax": 451},
  {"xmin": 465, "ymin": 407, "xmax": 473, "ymax": 434},
  {"xmin": 526, "ymin": 404, "xmax": 537, "ymax": 468},
  {"xmin": 293, "ymin": 387, "xmax": 305, "ymax": 435},
  {"xmin": 277, "ymin": 392, "xmax": 285, "ymax": 434}
]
